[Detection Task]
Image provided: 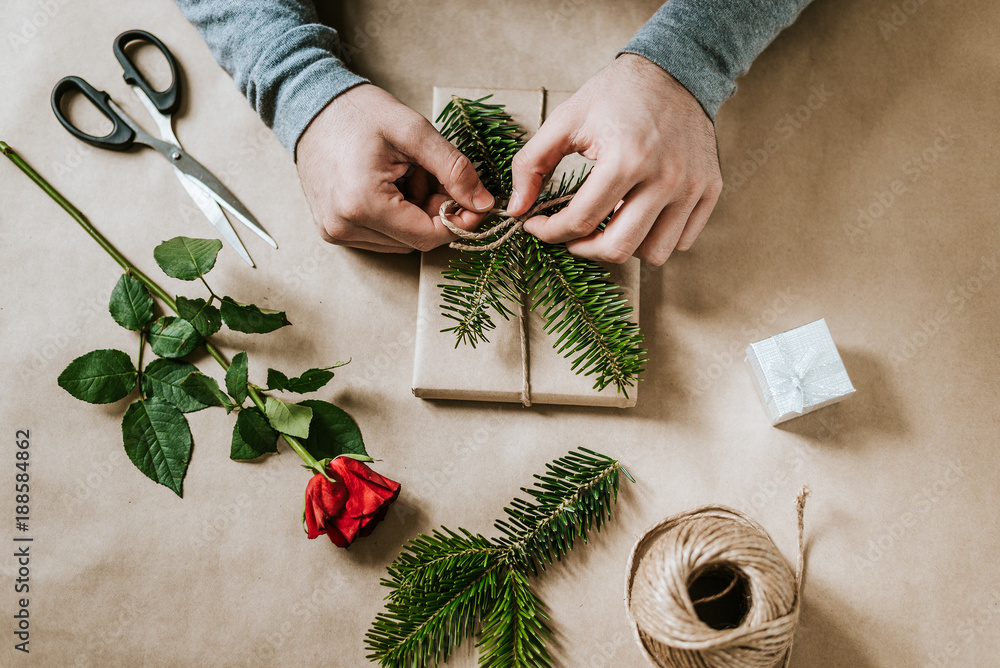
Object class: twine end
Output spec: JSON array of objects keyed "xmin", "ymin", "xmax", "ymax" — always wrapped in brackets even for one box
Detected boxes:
[{"xmin": 796, "ymin": 485, "xmax": 810, "ymax": 512}]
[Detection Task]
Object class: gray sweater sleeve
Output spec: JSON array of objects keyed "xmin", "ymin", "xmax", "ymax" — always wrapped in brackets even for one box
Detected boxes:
[
  {"xmin": 173, "ymin": 0, "xmax": 367, "ymax": 157},
  {"xmin": 620, "ymin": 0, "xmax": 813, "ymax": 121}
]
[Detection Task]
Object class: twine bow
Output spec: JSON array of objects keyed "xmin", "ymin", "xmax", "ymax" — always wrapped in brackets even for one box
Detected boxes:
[{"xmin": 437, "ymin": 194, "xmax": 573, "ymax": 251}]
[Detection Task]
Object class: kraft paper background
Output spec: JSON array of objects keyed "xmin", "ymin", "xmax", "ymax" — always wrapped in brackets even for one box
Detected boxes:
[{"xmin": 2, "ymin": 0, "xmax": 998, "ymax": 666}]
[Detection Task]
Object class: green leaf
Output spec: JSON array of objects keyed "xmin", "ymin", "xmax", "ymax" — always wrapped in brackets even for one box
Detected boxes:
[
  {"xmin": 384, "ymin": 528, "xmax": 498, "ymax": 596},
  {"xmin": 226, "ymin": 351, "xmax": 249, "ymax": 404},
  {"xmin": 298, "ymin": 399, "xmax": 367, "ymax": 460},
  {"xmin": 176, "ymin": 296, "xmax": 221, "ymax": 337},
  {"xmin": 437, "ymin": 95, "xmax": 525, "ymax": 195},
  {"xmin": 58, "ymin": 349, "xmax": 136, "ymax": 404},
  {"xmin": 230, "ymin": 407, "xmax": 278, "ymax": 460},
  {"xmin": 141, "ymin": 358, "xmax": 209, "ymax": 413},
  {"xmin": 153, "ymin": 237, "xmax": 223, "ymax": 280},
  {"xmin": 220, "ymin": 297, "xmax": 290, "ymax": 334},
  {"xmin": 440, "ymin": 235, "xmax": 520, "ymax": 347},
  {"xmin": 435, "ymin": 95, "xmax": 646, "ymax": 397},
  {"xmin": 266, "ymin": 362, "xmax": 346, "ymax": 394},
  {"xmin": 121, "ymin": 397, "xmax": 193, "ymax": 496},
  {"xmin": 181, "ymin": 371, "xmax": 233, "ymax": 411},
  {"xmin": 263, "ymin": 397, "xmax": 312, "ymax": 439},
  {"xmin": 108, "ymin": 274, "xmax": 154, "ymax": 331},
  {"xmin": 148, "ymin": 316, "xmax": 203, "ymax": 358}
]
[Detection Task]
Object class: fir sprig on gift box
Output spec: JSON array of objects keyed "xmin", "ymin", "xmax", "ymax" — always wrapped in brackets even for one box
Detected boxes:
[
  {"xmin": 366, "ymin": 448, "xmax": 633, "ymax": 668},
  {"xmin": 436, "ymin": 96, "xmax": 647, "ymax": 395}
]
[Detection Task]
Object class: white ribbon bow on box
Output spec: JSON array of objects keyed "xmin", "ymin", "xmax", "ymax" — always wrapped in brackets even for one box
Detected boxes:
[{"xmin": 768, "ymin": 341, "xmax": 839, "ymax": 415}]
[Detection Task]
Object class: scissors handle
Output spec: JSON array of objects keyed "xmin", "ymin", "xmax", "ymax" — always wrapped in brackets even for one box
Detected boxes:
[
  {"xmin": 113, "ymin": 29, "xmax": 180, "ymax": 116},
  {"xmin": 50, "ymin": 76, "xmax": 135, "ymax": 151}
]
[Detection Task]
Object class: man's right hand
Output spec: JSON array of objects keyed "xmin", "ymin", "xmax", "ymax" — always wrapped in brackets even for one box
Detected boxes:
[{"xmin": 296, "ymin": 84, "xmax": 495, "ymax": 253}]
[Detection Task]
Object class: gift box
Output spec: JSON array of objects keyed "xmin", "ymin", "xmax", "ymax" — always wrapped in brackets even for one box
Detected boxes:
[
  {"xmin": 411, "ymin": 87, "xmax": 641, "ymax": 408},
  {"xmin": 744, "ymin": 318, "xmax": 855, "ymax": 424}
]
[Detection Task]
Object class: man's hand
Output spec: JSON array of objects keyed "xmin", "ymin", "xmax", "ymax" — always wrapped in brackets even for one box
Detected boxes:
[
  {"xmin": 508, "ymin": 54, "xmax": 722, "ymax": 265},
  {"xmin": 296, "ymin": 84, "xmax": 495, "ymax": 253}
]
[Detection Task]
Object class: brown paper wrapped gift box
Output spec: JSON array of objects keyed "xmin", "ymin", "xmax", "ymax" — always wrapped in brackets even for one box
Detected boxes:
[{"xmin": 412, "ymin": 87, "xmax": 641, "ymax": 408}]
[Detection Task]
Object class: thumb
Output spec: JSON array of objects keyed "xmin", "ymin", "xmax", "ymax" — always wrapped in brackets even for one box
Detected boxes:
[
  {"xmin": 508, "ymin": 114, "xmax": 575, "ymax": 216},
  {"xmin": 396, "ymin": 117, "xmax": 494, "ymax": 212}
]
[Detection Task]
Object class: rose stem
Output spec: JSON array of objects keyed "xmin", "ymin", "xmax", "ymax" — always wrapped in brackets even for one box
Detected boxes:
[{"xmin": 1, "ymin": 141, "xmax": 321, "ymax": 472}]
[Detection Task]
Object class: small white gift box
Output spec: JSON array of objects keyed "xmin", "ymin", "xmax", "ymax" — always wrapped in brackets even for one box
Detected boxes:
[{"xmin": 744, "ymin": 319, "xmax": 855, "ymax": 425}]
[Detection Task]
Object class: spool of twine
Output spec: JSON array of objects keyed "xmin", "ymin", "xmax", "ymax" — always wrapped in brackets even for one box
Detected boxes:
[{"xmin": 625, "ymin": 488, "xmax": 809, "ymax": 668}]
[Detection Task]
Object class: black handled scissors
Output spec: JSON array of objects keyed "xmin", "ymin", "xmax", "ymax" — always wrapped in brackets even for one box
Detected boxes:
[{"xmin": 51, "ymin": 29, "xmax": 276, "ymax": 266}]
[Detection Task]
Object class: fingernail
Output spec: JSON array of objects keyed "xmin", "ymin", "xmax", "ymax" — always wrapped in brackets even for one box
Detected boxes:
[
  {"xmin": 473, "ymin": 187, "xmax": 495, "ymax": 212},
  {"xmin": 508, "ymin": 189, "xmax": 521, "ymax": 214}
]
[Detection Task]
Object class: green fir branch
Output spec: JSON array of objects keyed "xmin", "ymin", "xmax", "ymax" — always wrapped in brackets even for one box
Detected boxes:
[
  {"xmin": 523, "ymin": 238, "xmax": 646, "ymax": 395},
  {"xmin": 439, "ymin": 238, "xmax": 520, "ymax": 347},
  {"xmin": 368, "ymin": 550, "xmax": 504, "ymax": 668},
  {"xmin": 386, "ymin": 528, "xmax": 502, "ymax": 596},
  {"xmin": 494, "ymin": 448, "xmax": 627, "ymax": 574},
  {"xmin": 365, "ymin": 448, "xmax": 632, "ymax": 668},
  {"xmin": 536, "ymin": 167, "xmax": 591, "ymax": 211},
  {"xmin": 435, "ymin": 97, "xmax": 646, "ymax": 395},
  {"xmin": 436, "ymin": 95, "xmax": 525, "ymax": 196}
]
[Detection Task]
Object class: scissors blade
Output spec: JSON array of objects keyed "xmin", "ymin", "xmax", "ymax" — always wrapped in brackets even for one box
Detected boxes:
[
  {"xmin": 167, "ymin": 151, "xmax": 277, "ymax": 249},
  {"xmin": 122, "ymin": 91, "xmax": 265, "ymax": 265},
  {"xmin": 129, "ymin": 85, "xmax": 180, "ymax": 146},
  {"xmin": 122, "ymin": 106, "xmax": 278, "ymax": 250},
  {"xmin": 173, "ymin": 167, "xmax": 255, "ymax": 266}
]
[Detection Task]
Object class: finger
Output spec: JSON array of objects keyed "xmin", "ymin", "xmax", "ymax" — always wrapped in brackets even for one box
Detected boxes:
[
  {"xmin": 319, "ymin": 218, "xmax": 413, "ymax": 250},
  {"xmin": 676, "ymin": 187, "xmax": 720, "ymax": 251},
  {"xmin": 394, "ymin": 117, "xmax": 494, "ymax": 213},
  {"xmin": 523, "ymin": 162, "xmax": 633, "ymax": 244},
  {"xmin": 564, "ymin": 185, "xmax": 663, "ymax": 263},
  {"xmin": 634, "ymin": 196, "xmax": 700, "ymax": 265},
  {"xmin": 364, "ymin": 186, "xmax": 469, "ymax": 251},
  {"xmin": 344, "ymin": 241, "xmax": 413, "ymax": 254},
  {"xmin": 509, "ymin": 115, "xmax": 577, "ymax": 215}
]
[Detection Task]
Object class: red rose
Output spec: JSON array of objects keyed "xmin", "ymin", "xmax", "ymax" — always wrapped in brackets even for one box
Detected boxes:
[{"xmin": 304, "ymin": 457, "xmax": 401, "ymax": 547}]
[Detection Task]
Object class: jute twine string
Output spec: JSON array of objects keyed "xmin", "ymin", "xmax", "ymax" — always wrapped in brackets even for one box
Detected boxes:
[
  {"xmin": 437, "ymin": 193, "xmax": 573, "ymax": 252},
  {"xmin": 625, "ymin": 487, "xmax": 810, "ymax": 668},
  {"xmin": 437, "ymin": 88, "xmax": 566, "ymax": 406}
]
